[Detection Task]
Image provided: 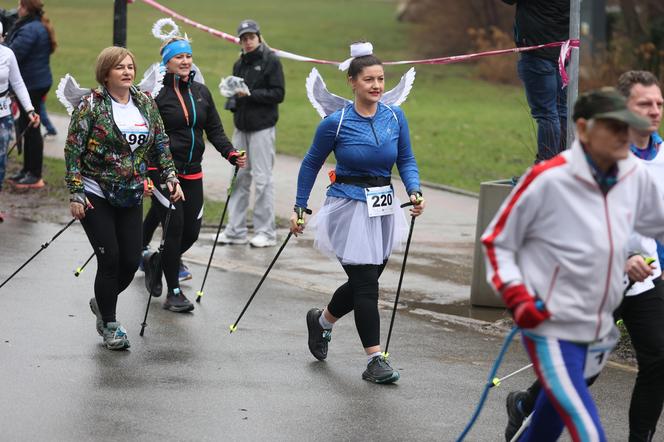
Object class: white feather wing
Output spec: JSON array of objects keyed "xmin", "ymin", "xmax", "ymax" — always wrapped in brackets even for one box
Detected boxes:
[
  {"xmin": 137, "ymin": 63, "xmax": 165, "ymax": 98},
  {"xmin": 191, "ymin": 63, "xmax": 205, "ymax": 85},
  {"xmin": 305, "ymin": 67, "xmax": 350, "ymax": 119},
  {"xmin": 381, "ymin": 67, "xmax": 416, "ymax": 107},
  {"xmin": 55, "ymin": 74, "xmax": 91, "ymax": 115}
]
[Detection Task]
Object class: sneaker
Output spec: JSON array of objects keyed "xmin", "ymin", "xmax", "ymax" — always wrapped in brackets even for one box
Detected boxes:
[
  {"xmin": 101, "ymin": 322, "xmax": 130, "ymax": 350},
  {"xmin": 7, "ymin": 171, "xmax": 25, "ymax": 182},
  {"xmin": 143, "ymin": 251, "xmax": 163, "ymax": 297},
  {"xmin": 13, "ymin": 172, "xmax": 45, "ymax": 189},
  {"xmin": 306, "ymin": 308, "xmax": 331, "ymax": 361},
  {"xmin": 505, "ymin": 390, "xmax": 529, "ymax": 441},
  {"xmin": 178, "ymin": 261, "xmax": 192, "ymax": 282},
  {"xmin": 163, "ymin": 288, "xmax": 195, "ymax": 312},
  {"xmin": 249, "ymin": 233, "xmax": 277, "ymax": 248},
  {"xmin": 89, "ymin": 298, "xmax": 103, "ymax": 337},
  {"xmin": 217, "ymin": 230, "xmax": 248, "ymax": 245},
  {"xmin": 362, "ymin": 355, "xmax": 400, "ymax": 384}
]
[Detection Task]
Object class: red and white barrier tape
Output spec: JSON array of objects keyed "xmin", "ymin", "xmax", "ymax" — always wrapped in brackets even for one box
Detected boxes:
[{"xmin": 140, "ymin": 0, "xmax": 579, "ymax": 82}]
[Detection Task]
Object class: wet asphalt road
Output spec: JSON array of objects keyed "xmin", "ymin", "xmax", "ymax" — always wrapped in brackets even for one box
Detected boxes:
[{"xmin": 0, "ymin": 217, "xmax": 656, "ymax": 441}]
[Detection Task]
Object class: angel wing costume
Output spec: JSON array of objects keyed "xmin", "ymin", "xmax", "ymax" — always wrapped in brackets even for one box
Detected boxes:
[
  {"xmin": 55, "ymin": 67, "xmax": 166, "ymax": 115},
  {"xmin": 305, "ymin": 67, "xmax": 416, "ymax": 119}
]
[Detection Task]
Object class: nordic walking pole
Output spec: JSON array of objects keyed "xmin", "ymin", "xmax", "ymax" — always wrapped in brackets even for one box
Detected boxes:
[
  {"xmin": 382, "ymin": 197, "xmax": 423, "ymax": 358},
  {"xmin": 140, "ymin": 197, "xmax": 175, "ymax": 337},
  {"xmin": 7, "ymin": 125, "xmax": 30, "ymax": 157},
  {"xmin": 229, "ymin": 207, "xmax": 311, "ymax": 333},
  {"xmin": 0, "ymin": 217, "xmax": 78, "ymax": 290},
  {"xmin": 510, "ymin": 413, "xmax": 533, "ymax": 442},
  {"xmin": 74, "ymin": 252, "xmax": 95, "ymax": 277},
  {"xmin": 490, "ymin": 363, "xmax": 534, "ymax": 388},
  {"xmin": 196, "ymin": 152, "xmax": 244, "ymax": 303}
]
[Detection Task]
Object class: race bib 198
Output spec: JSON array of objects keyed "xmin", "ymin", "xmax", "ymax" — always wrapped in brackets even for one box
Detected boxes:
[{"xmin": 365, "ymin": 185, "xmax": 395, "ymax": 217}]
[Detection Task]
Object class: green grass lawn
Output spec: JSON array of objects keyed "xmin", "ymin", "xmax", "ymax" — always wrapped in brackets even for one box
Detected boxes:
[{"xmin": 44, "ymin": 0, "xmax": 535, "ymax": 192}]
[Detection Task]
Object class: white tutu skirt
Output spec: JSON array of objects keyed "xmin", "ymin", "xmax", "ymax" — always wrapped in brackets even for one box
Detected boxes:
[{"xmin": 309, "ymin": 196, "xmax": 409, "ymax": 265}]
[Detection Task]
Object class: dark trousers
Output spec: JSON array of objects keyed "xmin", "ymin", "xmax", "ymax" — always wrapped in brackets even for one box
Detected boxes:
[
  {"xmin": 327, "ymin": 261, "xmax": 387, "ymax": 348},
  {"xmin": 517, "ymin": 53, "xmax": 567, "ymax": 163},
  {"xmin": 80, "ymin": 193, "xmax": 142, "ymax": 323},
  {"xmin": 17, "ymin": 87, "xmax": 49, "ymax": 177},
  {"xmin": 149, "ymin": 173, "xmax": 204, "ymax": 291},
  {"xmin": 142, "ymin": 202, "xmax": 161, "ymax": 248},
  {"xmin": 616, "ymin": 283, "xmax": 664, "ymax": 442}
]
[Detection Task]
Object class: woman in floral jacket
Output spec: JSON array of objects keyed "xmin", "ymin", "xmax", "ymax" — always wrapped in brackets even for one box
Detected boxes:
[{"xmin": 65, "ymin": 46, "xmax": 183, "ymax": 350}]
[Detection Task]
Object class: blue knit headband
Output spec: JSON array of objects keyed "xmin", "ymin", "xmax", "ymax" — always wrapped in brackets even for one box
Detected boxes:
[{"xmin": 161, "ymin": 40, "xmax": 192, "ymax": 65}]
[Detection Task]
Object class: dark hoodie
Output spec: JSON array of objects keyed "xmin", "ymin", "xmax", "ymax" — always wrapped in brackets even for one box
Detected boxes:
[
  {"xmin": 156, "ymin": 71, "xmax": 234, "ymax": 175},
  {"xmin": 231, "ymin": 43, "xmax": 285, "ymax": 132},
  {"xmin": 502, "ymin": 0, "xmax": 569, "ymax": 61}
]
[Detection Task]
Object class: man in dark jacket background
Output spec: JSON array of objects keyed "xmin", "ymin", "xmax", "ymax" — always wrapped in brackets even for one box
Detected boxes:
[
  {"xmin": 502, "ymin": 0, "xmax": 569, "ymax": 163},
  {"xmin": 219, "ymin": 19, "xmax": 285, "ymax": 248}
]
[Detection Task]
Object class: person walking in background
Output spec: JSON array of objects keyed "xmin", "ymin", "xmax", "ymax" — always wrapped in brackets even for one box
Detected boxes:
[
  {"xmin": 6, "ymin": 0, "xmax": 55, "ymax": 189},
  {"xmin": 219, "ymin": 19, "xmax": 284, "ymax": 248},
  {"xmin": 64, "ymin": 46, "xmax": 183, "ymax": 350},
  {"xmin": 0, "ymin": 20, "xmax": 39, "ymax": 220},
  {"xmin": 502, "ymin": 0, "xmax": 569, "ymax": 163},
  {"xmin": 142, "ymin": 27, "xmax": 246, "ymax": 312},
  {"xmin": 614, "ymin": 70, "xmax": 664, "ymax": 442},
  {"xmin": 40, "ymin": 93, "xmax": 56, "ymax": 138}
]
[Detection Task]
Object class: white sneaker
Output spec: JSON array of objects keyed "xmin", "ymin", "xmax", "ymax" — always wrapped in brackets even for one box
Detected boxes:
[
  {"xmin": 250, "ymin": 233, "xmax": 277, "ymax": 248},
  {"xmin": 217, "ymin": 230, "xmax": 248, "ymax": 245}
]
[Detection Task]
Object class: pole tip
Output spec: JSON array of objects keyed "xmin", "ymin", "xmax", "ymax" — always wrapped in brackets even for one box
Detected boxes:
[
  {"xmin": 229, "ymin": 324, "xmax": 237, "ymax": 333},
  {"xmin": 381, "ymin": 351, "xmax": 389, "ymax": 359},
  {"xmin": 74, "ymin": 268, "xmax": 81, "ymax": 277},
  {"xmin": 492, "ymin": 377, "xmax": 500, "ymax": 387}
]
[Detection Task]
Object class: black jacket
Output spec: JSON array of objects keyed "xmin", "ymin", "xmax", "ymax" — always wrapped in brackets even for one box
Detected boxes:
[
  {"xmin": 502, "ymin": 0, "xmax": 569, "ymax": 61},
  {"xmin": 156, "ymin": 72, "xmax": 234, "ymax": 175},
  {"xmin": 231, "ymin": 44, "xmax": 285, "ymax": 132}
]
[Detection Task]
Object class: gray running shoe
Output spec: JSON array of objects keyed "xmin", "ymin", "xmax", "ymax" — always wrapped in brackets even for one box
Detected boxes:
[
  {"xmin": 362, "ymin": 355, "xmax": 400, "ymax": 384},
  {"xmin": 101, "ymin": 322, "xmax": 130, "ymax": 350},
  {"xmin": 89, "ymin": 298, "xmax": 103, "ymax": 336},
  {"xmin": 163, "ymin": 289, "xmax": 195, "ymax": 313},
  {"xmin": 306, "ymin": 308, "xmax": 331, "ymax": 361}
]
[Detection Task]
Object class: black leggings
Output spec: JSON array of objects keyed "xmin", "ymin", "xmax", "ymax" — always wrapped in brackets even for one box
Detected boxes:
[
  {"xmin": 327, "ymin": 261, "xmax": 387, "ymax": 348},
  {"xmin": 142, "ymin": 201, "xmax": 160, "ymax": 248},
  {"xmin": 17, "ymin": 87, "xmax": 49, "ymax": 177},
  {"xmin": 80, "ymin": 193, "xmax": 142, "ymax": 323},
  {"xmin": 616, "ymin": 283, "xmax": 664, "ymax": 442},
  {"xmin": 149, "ymin": 172, "xmax": 204, "ymax": 291}
]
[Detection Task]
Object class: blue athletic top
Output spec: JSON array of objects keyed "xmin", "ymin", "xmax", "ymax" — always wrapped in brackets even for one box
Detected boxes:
[{"xmin": 295, "ymin": 102, "xmax": 420, "ymax": 208}]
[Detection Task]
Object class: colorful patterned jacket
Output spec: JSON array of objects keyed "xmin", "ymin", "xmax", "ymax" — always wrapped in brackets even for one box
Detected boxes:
[{"xmin": 64, "ymin": 86, "xmax": 176, "ymax": 207}]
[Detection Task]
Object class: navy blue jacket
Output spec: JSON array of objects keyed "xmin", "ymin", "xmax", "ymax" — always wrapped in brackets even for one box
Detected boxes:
[{"xmin": 7, "ymin": 15, "xmax": 52, "ymax": 90}]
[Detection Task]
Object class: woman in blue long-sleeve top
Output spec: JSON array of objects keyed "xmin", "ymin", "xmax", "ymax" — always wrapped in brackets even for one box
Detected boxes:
[{"xmin": 290, "ymin": 49, "xmax": 425, "ymax": 384}]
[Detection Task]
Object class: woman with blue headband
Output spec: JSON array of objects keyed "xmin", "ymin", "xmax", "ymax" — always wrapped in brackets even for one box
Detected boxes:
[{"xmin": 142, "ymin": 28, "xmax": 246, "ymax": 313}]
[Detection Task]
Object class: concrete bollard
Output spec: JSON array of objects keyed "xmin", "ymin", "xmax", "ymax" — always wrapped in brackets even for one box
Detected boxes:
[{"xmin": 470, "ymin": 179, "xmax": 514, "ymax": 307}]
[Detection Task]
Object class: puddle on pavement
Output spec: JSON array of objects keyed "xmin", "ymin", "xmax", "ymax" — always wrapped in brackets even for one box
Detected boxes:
[{"xmin": 405, "ymin": 299, "xmax": 507, "ymax": 323}]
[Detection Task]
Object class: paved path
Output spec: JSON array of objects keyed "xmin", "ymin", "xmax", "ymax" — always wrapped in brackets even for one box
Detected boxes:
[{"xmin": 0, "ymin": 217, "xmax": 652, "ymax": 441}]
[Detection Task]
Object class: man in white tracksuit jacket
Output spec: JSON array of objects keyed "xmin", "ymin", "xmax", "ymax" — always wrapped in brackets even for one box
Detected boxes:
[{"xmin": 482, "ymin": 88, "xmax": 659, "ymax": 442}]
